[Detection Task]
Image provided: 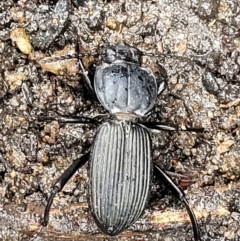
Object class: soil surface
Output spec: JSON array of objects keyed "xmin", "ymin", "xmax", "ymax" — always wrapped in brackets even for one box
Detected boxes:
[{"xmin": 0, "ymin": 0, "xmax": 239, "ymax": 240}]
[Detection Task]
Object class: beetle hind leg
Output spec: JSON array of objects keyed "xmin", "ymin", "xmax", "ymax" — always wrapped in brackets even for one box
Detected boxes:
[
  {"xmin": 42, "ymin": 152, "xmax": 89, "ymax": 226},
  {"xmin": 31, "ymin": 153, "xmax": 90, "ymax": 240},
  {"xmin": 154, "ymin": 165, "xmax": 201, "ymax": 241}
]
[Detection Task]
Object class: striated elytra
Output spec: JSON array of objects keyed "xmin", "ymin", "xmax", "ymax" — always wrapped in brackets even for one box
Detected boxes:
[
  {"xmin": 32, "ymin": 43, "xmax": 201, "ymax": 241},
  {"xmin": 90, "ymin": 121, "xmax": 151, "ymax": 235}
]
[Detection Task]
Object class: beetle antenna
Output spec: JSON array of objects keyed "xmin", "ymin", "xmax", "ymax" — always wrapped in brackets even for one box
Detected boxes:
[
  {"xmin": 38, "ymin": 51, "xmax": 100, "ymax": 64},
  {"xmin": 141, "ymin": 50, "xmax": 212, "ymax": 64},
  {"xmin": 142, "ymin": 51, "xmax": 193, "ymax": 64}
]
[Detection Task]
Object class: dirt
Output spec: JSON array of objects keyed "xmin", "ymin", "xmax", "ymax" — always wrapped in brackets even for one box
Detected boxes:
[{"xmin": 0, "ymin": 0, "xmax": 239, "ymax": 240}]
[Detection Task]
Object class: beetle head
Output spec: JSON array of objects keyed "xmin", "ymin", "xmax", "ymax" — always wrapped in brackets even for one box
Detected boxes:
[{"xmin": 104, "ymin": 42, "xmax": 142, "ymax": 64}]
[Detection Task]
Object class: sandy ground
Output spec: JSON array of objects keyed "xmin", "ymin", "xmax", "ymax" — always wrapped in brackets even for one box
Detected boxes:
[{"xmin": 0, "ymin": 0, "xmax": 239, "ymax": 240}]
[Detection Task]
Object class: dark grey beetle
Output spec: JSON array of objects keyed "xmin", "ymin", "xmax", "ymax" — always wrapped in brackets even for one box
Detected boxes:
[{"xmin": 34, "ymin": 43, "xmax": 201, "ymax": 240}]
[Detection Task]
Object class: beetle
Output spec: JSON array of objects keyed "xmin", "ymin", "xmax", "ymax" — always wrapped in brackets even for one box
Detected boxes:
[{"xmin": 33, "ymin": 42, "xmax": 201, "ymax": 240}]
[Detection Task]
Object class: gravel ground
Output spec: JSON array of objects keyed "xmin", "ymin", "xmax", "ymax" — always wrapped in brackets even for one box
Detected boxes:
[{"xmin": 0, "ymin": 0, "xmax": 240, "ymax": 240}]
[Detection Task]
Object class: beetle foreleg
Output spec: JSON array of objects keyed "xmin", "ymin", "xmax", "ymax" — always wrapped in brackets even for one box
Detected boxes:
[
  {"xmin": 149, "ymin": 62, "xmax": 167, "ymax": 95},
  {"xmin": 78, "ymin": 58, "xmax": 96, "ymax": 97},
  {"xmin": 154, "ymin": 165, "xmax": 201, "ymax": 241}
]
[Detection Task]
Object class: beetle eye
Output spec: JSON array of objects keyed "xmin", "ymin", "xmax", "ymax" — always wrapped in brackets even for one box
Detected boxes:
[
  {"xmin": 116, "ymin": 49, "xmax": 133, "ymax": 62},
  {"xmin": 105, "ymin": 49, "xmax": 116, "ymax": 63}
]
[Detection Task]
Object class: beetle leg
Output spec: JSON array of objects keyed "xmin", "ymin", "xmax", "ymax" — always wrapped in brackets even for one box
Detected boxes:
[
  {"xmin": 38, "ymin": 115, "xmax": 99, "ymax": 124},
  {"xmin": 30, "ymin": 153, "xmax": 89, "ymax": 240},
  {"xmin": 149, "ymin": 62, "xmax": 167, "ymax": 95},
  {"xmin": 154, "ymin": 165, "xmax": 201, "ymax": 241},
  {"xmin": 165, "ymin": 171, "xmax": 192, "ymax": 188},
  {"xmin": 78, "ymin": 57, "xmax": 97, "ymax": 97},
  {"xmin": 41, "ymin": 152, "xmax": 89, "ymax": 226},
  {"xmin": 141, "ymin": 121, "xmax": 204, "ymax": 133}
]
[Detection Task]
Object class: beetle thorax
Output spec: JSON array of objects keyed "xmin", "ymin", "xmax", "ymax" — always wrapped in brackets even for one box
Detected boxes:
[
  {"xmin": 94, "ymin": 60, "xmax": 158, "ymax": 119},
  {"xmin": 104, "ymin": 43, "xmax": 142, "ymax": 64}
]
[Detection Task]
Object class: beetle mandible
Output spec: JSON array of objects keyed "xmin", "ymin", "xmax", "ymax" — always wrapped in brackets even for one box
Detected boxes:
[{"xmin": 34, "ymin": 42, "xmax": 201, "ymax": 241}]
